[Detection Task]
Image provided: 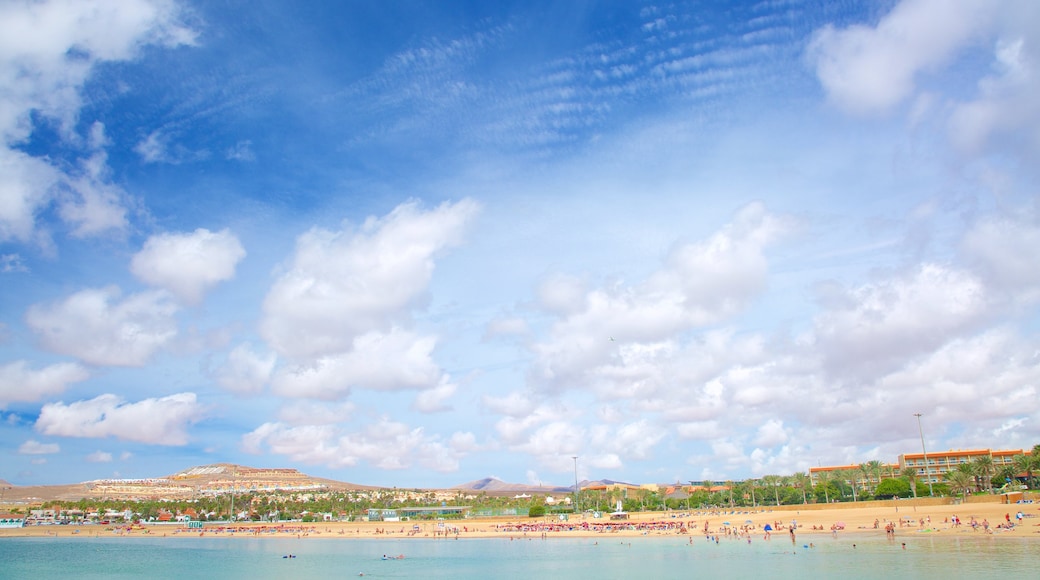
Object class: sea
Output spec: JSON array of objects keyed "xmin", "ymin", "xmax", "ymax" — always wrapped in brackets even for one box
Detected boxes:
[{"xmin": 0, "ymin": 533, "xmax": 1034, "ymax": 579}]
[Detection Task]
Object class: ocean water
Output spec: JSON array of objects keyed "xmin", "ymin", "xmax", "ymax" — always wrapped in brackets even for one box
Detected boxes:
[{"xmin": 0, "ymin": 533, "xmax": 1034, "ymax": 579}]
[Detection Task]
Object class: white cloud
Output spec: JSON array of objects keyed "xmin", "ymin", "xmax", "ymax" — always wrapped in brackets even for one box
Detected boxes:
[
  {"xmin": 216, "ymin": 343, "xmax": 276, "ymax": 395},
  {"xmin": 35, "ymin": 392, "xmax": 203, "ymax": 445},
  {"xmin": 26, "ymin": 287, "xmax": 178, "ymax": 367},
  {"xmin": 18, "ymin": 439, "xmax": 60, "ymax": 455},
  {"xmin": 589, "ymin": 419, "xmax": 666, "ymax": 461},
  {"xmin": 0, "ymin": 360, "xmax": 89, "ymax": 406},
  {"xmin": 0, "ymin": 0, "xmax": 196, "ymax": 243},
  {"xmin": 276, "ymin": 401, "xmax": 356, "ymax": 426},
  {"xmin": 58, "ymin": 124, "xmax": 129, "ymax": 237},
  {"xmin": 807, "ymin": 0, "xmax": 996, "ymax": 114},
  {"xmin": 242, "ymin": 417, "xmax": 466, "ymax": 472},
  {"xmin": 134, "ymin": 130, "xmax": 168, "ymax": 163},
  {"xmin": 270, "ymin": 329, "xmax": 443, "ymax": 399},
  {"xmin": 412, "ymin": 375, "xmax": 457, "ymax": 413},
  {"xmin": 131, "ymin": 228, "xmax": 246, "ymax": 305},
  {"xmin": 0, "ymin": 149, "xmax": 60, "ymax": 243},
  {"xmin": 812, "ymin": 263, "xmax": 991, "ymax": 378},
  {"xmin": 86, "ymin": 450, "xmax": 113, "ymax": 463},
  {"xmin": 753, "ymin": 418, "xmax": 789, "ymax": 448},
  {"xmin": 260, "ymin": 198, "xmax": 479, "ymax": 359},
  {"xmin": 961, "ymin": 213, "xmax": 1040, "ymax": 301},
  {"xmin": 530, "ymin": 203, "xmax": 791, "ymax": 391},
  {"xmin": 949, "ymin": 28, "xmax": 1040, "ymax": 156}
]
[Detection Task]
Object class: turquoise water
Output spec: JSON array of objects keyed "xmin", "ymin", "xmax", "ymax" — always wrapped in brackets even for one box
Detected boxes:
[{"xmin": 0, "ymin": 534, "xmax": 1034, "ymax": 579}]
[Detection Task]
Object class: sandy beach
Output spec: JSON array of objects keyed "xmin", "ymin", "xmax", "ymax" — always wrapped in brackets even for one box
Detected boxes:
[{"xmin": 3, "ymin": 498, "xmax": 1038, "ymax": 541}]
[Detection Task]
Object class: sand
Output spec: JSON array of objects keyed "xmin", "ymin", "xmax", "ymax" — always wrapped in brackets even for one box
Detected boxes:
[{"xmin": 2, "ymin": 498, "xmax": 1038, "ymax": 540}]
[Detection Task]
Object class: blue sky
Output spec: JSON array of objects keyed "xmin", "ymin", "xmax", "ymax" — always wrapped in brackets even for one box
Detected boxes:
[{"xmin": 2, "ymin": 0, "xmax": 1040, "ymax": 488}]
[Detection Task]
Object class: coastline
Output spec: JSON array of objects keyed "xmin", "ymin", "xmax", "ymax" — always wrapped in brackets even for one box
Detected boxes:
[{"xmin": 2, "ymin": 500, "xmax": 1037, "ymax": 541}]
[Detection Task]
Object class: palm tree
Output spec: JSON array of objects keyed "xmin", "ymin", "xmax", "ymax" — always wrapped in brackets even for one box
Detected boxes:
[
  {"xmin": 791, "ymin": 472, "xmax": 811, "ymax": 504},
  {"xmin": 995, "ymin": 465, "xmax": 1017, "ymax": 490},
  {"xmin": 814, "ymin": 471, "xmax": 831, "ymax": 504},
  {"xmin": 971, "ymin": 456, "xmax": 995, "ymax": 492},
  {"xmin": 900, "ymin": 467, "xmax": 918, "ymax": 498},
  {"xmin": 858, "ymin": 463, "xmax": 872, "ymax": 490},
  {"xmin": 945, "ymin": 469, "xmax": 974, "ymax": 499},
  {"xmin": 836, "ymin": 469, "xmax": 857, "ymax": 502},
  {"xmin": 1012, "ymin": 453, "xmax": 1037, "ymax": 489},
  {"xmin": 865, "ymin": 460, "xmax": 885, "ymax": 489},
  {"xmin": 760, "ymin": 475, "xmax": 783, "ymax": 506},
  {"xmin": 745, "ymin": 478, "xmax": 759, "ymax": 507}
]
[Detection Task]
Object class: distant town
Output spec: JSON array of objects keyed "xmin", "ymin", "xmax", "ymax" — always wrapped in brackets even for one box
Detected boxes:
[{"xmin": 2, "ymin": 445, "xmax": 1037, "ymax": 527}]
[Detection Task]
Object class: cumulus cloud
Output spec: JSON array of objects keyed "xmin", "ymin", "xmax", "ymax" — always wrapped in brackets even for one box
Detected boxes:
[
  {"xmin": 0, "ymin": 0, "xmax": 196, "ymax": 243},
  {"xmin": 808, "ymin": 0, "xmax": 1040, "ymax": 162},
  {"xmin": 0, "ymin": 360, "xmax": 89, "ymax": 406},
  {"xmin": 807, "ymin": 0, "xmax": 995, "ymax": 114},
  {"xmin": 242, "ymin": 418, "xmax": 469, "ymax": 472},
  {"xmin": 412, "ymin": 375, "xmax": 457, "ymax": 413},
  {"xmin": 530, "ymin": 203, "xmax": 792, "ymax": 392},
  {"xmin": 18, "ymin": 439, "xmax": 60, "ymax": 455},
  {"xmin": 25, "ymin": 287, "xmax": 178, "ymax": 366},
  {"xmin": 270, "ymin": 329, "xmax": 443, "ymax": 399},
  {"xmin": 216, "ymin": 343, "xmax": 276, "ymax": 395},
  {"xmin": 35, "ymin": 392, "xmax": 203, "ymax": 445},
  {"xmin": 131, "ymin": 228, "xmax": 246, "ymax": 305},
  {"xmin": 260, "ymin": 199, "xmax": 479, "ymax": 359},
  {"xmin": 812, "ymin": 263, "xmax": 991, "ymax": 378}
]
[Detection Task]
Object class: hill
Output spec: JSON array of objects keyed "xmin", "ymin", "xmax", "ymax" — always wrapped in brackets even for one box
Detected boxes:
[{"xmin": 0, "ymin": 463, "xmax": 373, "ymax": 504}]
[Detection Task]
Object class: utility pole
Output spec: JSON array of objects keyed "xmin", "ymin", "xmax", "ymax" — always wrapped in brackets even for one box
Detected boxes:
[
  {"xmin": 914, "ymin": 413, "xmax": 935, "ymax": 497},
  {"xmin": 572, "ymin": 456, "xmax": 579, "ymax": 514}
]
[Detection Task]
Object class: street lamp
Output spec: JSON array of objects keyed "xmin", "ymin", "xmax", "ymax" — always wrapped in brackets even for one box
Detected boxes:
[
  {"xmin": 572, "ymin": 456, "xmax": 580, "ymax": 514},
  {"xmin": 914, "ymin": 413, "xmax": 935, "ymax": 497}
]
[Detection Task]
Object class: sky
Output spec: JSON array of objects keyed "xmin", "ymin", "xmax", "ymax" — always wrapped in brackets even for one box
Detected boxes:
[{"xmin": 2, "ymin": 0, "xmax": 1040, "ymax": 489}]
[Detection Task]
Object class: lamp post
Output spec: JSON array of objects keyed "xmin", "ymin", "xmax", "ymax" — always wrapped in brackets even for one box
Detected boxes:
[
  {"xmin": 914, "ymin": 413, "xmax": 935, "ymax": 497},
  {"xmin": 572, "ymin": 456, "xmax": 579, "ymax": 514}
]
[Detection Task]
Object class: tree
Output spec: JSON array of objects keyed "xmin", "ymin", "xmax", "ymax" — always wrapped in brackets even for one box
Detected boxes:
[
  {"xmin": 791, "ymin": 472, "xmax": 811, "ymax": 504},
  {"xmin": 814, "ymin": 471, "xmax": 831, "ymax": 504},
  {"xmin": 874, "ymin": 477, "xmax": 911, "ymax": 499},
  {"xmin": 865, "ymin": 460, "xmax": 885, "ymax": 490},
  {"xmin": 528, "ymin": 504, "xmax": 546, "ymax": 518},
  {"xmin": 761, "ymin": 475, "xmax": 783, "ymax": 506},
  {"xmin": 1012, "ymin": 453, "xmax": 1037, "ymax": 489},
  {"xmin": 900, "ymin": 467, "xmax": 919, "ymax": 498},
  {"xmin": 995, "ymin": 465, "xmax": 1018, "ymax": 490},
  {"xmin": 971, "ymin": 456, "xmax": 995, "ymax": 492},
  {"xmin": 945, "ymin": 469, "xmax": 974, "ymax": 499}
]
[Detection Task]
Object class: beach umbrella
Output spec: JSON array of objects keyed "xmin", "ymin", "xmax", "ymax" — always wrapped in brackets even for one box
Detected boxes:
[
  {"xmin": 763, "ymin": 524, "xmax": 772, "ymax": 531},
  {"xmin": 723, "ymin": 521, "xmax": 730, "ymax": 525},
  {"xmin": 745, "ymin": 519, "xmax": 753, "ymax": 524}
]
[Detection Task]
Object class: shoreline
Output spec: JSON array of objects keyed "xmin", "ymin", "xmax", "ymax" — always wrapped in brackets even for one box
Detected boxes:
[{"xmin": 3, "ymin": 501, "xmax": 1038, "ymax": 541}]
